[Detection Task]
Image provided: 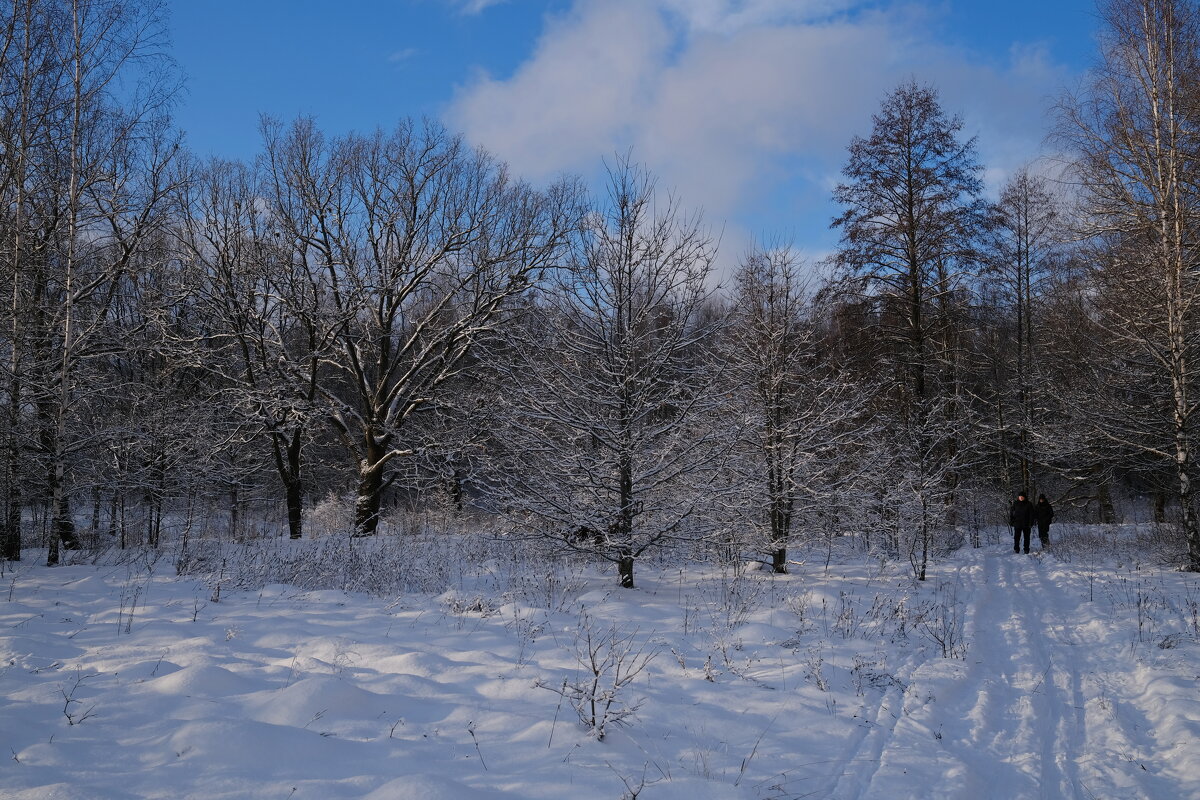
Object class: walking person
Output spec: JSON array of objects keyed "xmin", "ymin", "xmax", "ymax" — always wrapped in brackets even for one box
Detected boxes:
[
  {"xmin": 1035, "ymin": 494, "xmax": 1054, "ymax": 550},
  {"xmin": 1010, "ymin": 490, "xmax": 1035, "ymax": 554}
]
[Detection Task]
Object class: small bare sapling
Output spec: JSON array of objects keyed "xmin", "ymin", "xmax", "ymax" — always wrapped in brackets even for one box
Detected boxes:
[
  {"xmin": 539, "ymin": 614, "xmax": 657, "ymax": 740},
  {"xmin": 60, "ymin": 668, "xmax": 97, "ymax": 725}
]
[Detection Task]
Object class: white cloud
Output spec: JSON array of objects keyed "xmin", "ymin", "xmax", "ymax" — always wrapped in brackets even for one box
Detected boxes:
[
  {"xmin": 629, "ymin": 12, "xmax": 910, "ymax": 219},
  {"xmin": 387, "ymin": 48, "xmax": 420, "ymax": 63},
  {"xmin": 445, "ymin": 0, "xmax": 1080, "ymax": 271},
  {"xmin": 659, "ymin": 0, "xmax": 870, "ymax": 33},
  {"xmin": 448, "ymin": 0, "xmax": 672, "ymax": 181},
  {"xmin": 448, "ymin": 0, "xmax": 509, "ymax": 15}
]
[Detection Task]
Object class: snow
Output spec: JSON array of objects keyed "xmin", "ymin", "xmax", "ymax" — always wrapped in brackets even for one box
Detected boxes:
[{"xmin": 2, "ymin": 529, "xmax": 1198, "ymax": 799}]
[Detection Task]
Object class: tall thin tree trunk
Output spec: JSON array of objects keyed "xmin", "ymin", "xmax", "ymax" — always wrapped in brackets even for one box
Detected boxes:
[
  {"xmin": 1098, "ymin": 481, "xmax": 1116, "ymax": 524},
  {"xmin": 285, "ymin": 479, "xmax": 303, "ymax": 540},
  {"xmin": 229, "ymin": 485, "xmax": 240, "ymax": 540},
  {"xmin": 118, "ymin": 492, "xmax": 127, "ymax": 549},
  {"xmin": 89, "ymin": 486, "xmax": 100, "ymax": 537},
  {"xmin": 107, "ymin": 489, "xmax": 118, "ymax": 539},
  {"xmin": 617, "ymin": 453, "xmax": 635, "ymax": 589},
  {"xmin": 3, "ymin": 213, "xmax": 22, "ymax": 565},
  {"xmin": 48, "ymin": 0, "xmax": 83, "ymax": 567},
  {"xmin": 3, "ymin": 0, "xmax": 35, "ymax": 565}
]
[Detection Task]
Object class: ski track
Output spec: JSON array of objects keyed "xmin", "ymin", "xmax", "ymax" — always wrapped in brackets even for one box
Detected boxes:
[
  {"xmin": 812, "ymin": 657, "xmax": 912, "ymax": 798},
  {"xmin": 819, "ymin": 549, "xmax": 1194, "ymax": 800}
]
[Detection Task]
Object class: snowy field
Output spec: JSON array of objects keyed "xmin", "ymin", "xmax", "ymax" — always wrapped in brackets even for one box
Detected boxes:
[{"xmin": 2, "ymin": 527, "xmax": 1199, "ymax": 800}]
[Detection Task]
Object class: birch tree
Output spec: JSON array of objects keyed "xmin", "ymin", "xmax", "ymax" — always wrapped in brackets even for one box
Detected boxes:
[
  {"xmin": 0, "ymin": 0, "xmax": 58, "ymax": 561},
  {"xmin": 1059, "ymin": 0, "xmax": 1200, "ymax": 570},
  {"xmin": 0, "ymin": 0, "xmax": 177, "ymax": 564}
]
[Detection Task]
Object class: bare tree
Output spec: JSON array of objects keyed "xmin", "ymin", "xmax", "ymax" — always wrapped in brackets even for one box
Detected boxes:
[
  {"xmin": 832, "ymin": 79, "xmax": 986, "ymax": 420},
  {"xmin": 722, "ymin": 246, "xmax": 863, "ymax": 573},
  {"xmin": 831, "ymin": 79, "xmax": 986, "ymax": 578},
  {"xmin": 175, "ymin": 155, "xmax": 334, "ymax": 539},
  {"xmin": 982, "ymin": 169, "xmax": 1069, "ymax": 492},
  {"xmin": 1058, "ymin": 0, "xmax": 1200, "ymax": 569},
  {"xmin": 262, "ymin": 117, "xmax": 581, "ymax": 535},
  {"xmin": 0, "ymin": 0, "xmax": 58, "ymax": 561},
  {"xmin": 489, "ymin": 158, "xmax": 724, "ymax": 588},
  {"xmin": 0, "ymin": 0, "xmax": 178, "ymax": 564}
]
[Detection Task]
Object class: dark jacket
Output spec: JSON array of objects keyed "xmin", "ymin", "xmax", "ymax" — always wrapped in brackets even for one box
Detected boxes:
[
  {"xmin": 1010, "ymin": 498, "xmax": 1035, "ymax": 529},
  {"xmin": 1035, "ymin": 499, "xmax": 1054, "ymax": 528}
]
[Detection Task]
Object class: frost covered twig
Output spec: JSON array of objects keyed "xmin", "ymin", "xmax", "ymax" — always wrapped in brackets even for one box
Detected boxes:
[
  {"xmin": 60, "ymin": 669, "xmax": 97, "ymax": 725},
  {"xmin": 467, "ymin": 720, "xmax": 488, "ymax": 770},
  {"xmin": 538, "ymin": 614, "xmax": 656, "ymax": 740}
]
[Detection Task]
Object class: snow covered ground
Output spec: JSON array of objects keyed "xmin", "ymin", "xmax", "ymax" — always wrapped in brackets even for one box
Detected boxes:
[{"xmin": 2, "ymin": 527, "xmax": 1198, "ymax": 799}]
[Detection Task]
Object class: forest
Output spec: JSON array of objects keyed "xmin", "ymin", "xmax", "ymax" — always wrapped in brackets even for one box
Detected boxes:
[{"xmin": 3, "ymin": 0, "xmax": 1200, "ymax": 589}]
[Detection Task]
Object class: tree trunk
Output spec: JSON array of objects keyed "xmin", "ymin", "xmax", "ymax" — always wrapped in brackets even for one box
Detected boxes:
[
  {"xmin": 353, "ymin": 462, "xmax": 385, "ymax": 536},
  {"xmin": 914, "ymin": 498, "xmax": 929, "ymax": 582},
  {"xmin": 2, "ymin": 388, "xmax": 19, "ymax": 560},
  {"xmin": 769, "ymin": 495, "xmax": 791, "ymax": 574},
  {"xmin": 271, "ymin": 429, "xmax": 305, "ymax": 539},
  {"xmin": 617, "ymin": 553, "xmax": 635, "ymax": 589},
  {"xmin": 1152, "ymin": 490, "xmax": 1166, "ymax": 523},
  {"xmin": 351, "ymin": 422, "xmax": 393, "ymax": 536},
  {"xmin": 89, "ymin": 487, "xmax": 100, "ymax": 538},
  {"xmin": 47, "ymin": 486, "xmax": 77, "ymax": 566},
  {"xmin": 616, "ymin": 454, "xmax": 635, "ymax": 588},
  {"xmin": 118, "ymin": 492, "xmax": 127, "ymax": 549},
  {"xmin": 285, "ymin": 478, "xmax": 303, "ymax": 540},
  {"xmin": 770, "ymin": 547, "xmax": 788, "ymax": 574},
  {"xmin": 447, "ymin": 466, "xmax": 465, "ymax": 513},
  {"xmin": 1175, "ymin": 406, "xmax": 1200, "ymax": 571},
  {"xmin": 1, "ymin": 497, "xmax": 18, "ymax": 562},
  {"xmin": 229, "ymin": 485, "xmax": 240, "ymax": 540},
  {"xmin": 2, "ymin": 373, "xmax": 19, "ymax": 562},
  {"xmin": 148, "ymin": 494, "xmax": 161, "ymax": 548},
  {"xmin": 107, "ymin": 489, "xmax": 118, "ymax": 540},
  {"xmin": 1097, "ymin": 481, "xmax": 1116, "ymax": 524}
]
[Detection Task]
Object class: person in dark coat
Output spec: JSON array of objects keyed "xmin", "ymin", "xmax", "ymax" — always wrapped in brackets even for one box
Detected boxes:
[
  {"xmin": 1009, "ymin": 490, "xmax": 1035, "ymax": 554},
  {"xmin": 1035, "ymin": 494, "xmax": 1054, "ymax": 549}
]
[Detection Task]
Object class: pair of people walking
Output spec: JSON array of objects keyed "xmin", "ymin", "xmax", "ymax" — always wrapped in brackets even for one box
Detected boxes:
[{"xmin": 1009, "ymin": 490, "xmax": 1054, "ymax": 553}]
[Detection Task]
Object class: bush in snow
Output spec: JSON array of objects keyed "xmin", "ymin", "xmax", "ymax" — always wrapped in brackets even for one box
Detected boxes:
[{"xmin": 540, "ymin": 613, "xmax": 657, "ymax": 741}]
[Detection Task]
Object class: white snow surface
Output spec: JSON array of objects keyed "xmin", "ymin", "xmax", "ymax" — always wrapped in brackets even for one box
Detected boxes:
[{"xmin": 2, "ymin": 532, "xmax": 1199, "ymax": 799}]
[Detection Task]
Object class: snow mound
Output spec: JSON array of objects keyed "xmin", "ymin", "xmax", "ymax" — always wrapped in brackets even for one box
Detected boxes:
[
  {"xmin": 242, "ymin": 674, "xmax": 391, "ymax": 727},
  {"xmin": 144, "ymin": 662, "xmax": 257, "ymax": 697}
]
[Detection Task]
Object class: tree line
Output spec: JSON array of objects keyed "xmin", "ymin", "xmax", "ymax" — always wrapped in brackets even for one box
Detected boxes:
[{"xmin": 2, "ymin": 0, "xmax": 1199, "ymax": 585}]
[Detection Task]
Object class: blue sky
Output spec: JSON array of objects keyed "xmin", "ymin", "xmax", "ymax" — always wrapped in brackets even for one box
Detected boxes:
[{"xmin": 168, "ymin": 0, "xmax": 1099, "ymax": 268}]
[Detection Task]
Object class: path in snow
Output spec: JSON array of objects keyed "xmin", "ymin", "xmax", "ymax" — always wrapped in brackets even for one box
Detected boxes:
[{"xmin": 815, "ymin": 548, "xmax": 1198, "ymax": 800}]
